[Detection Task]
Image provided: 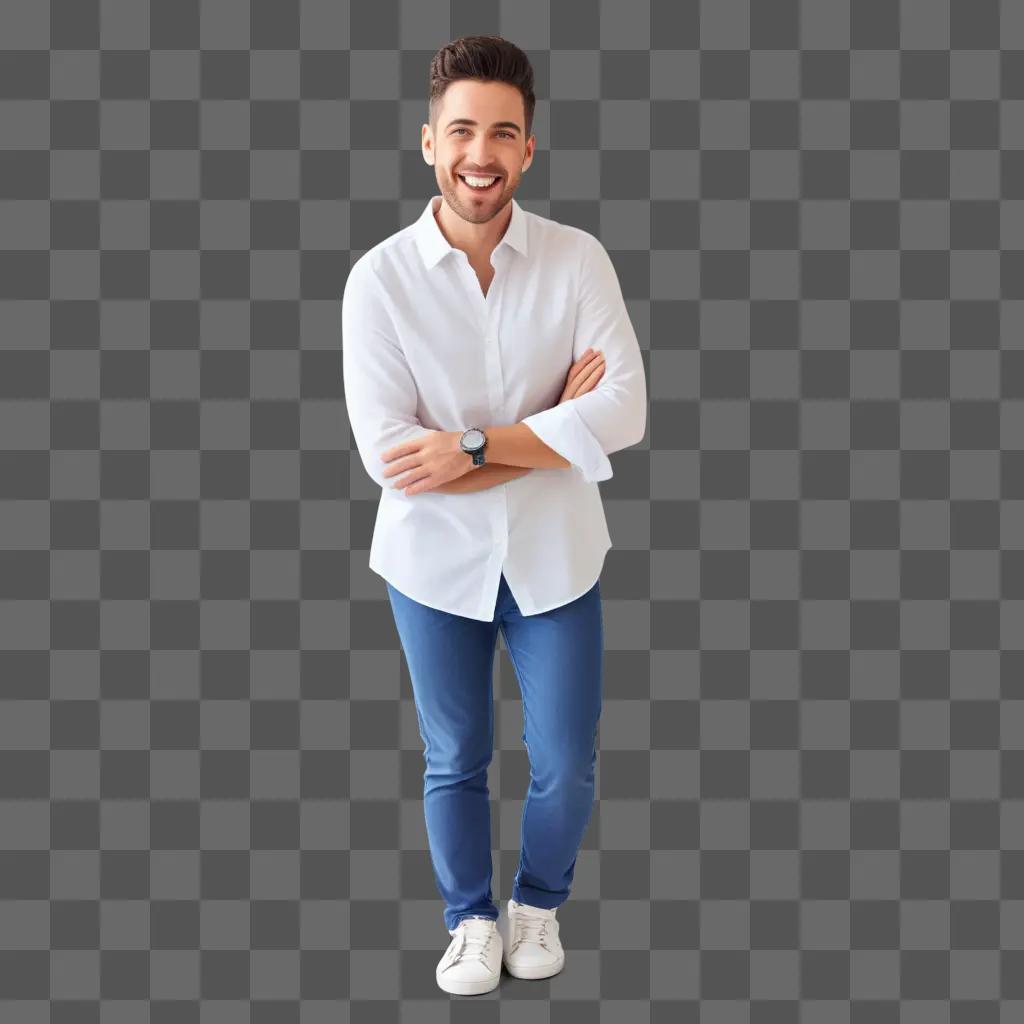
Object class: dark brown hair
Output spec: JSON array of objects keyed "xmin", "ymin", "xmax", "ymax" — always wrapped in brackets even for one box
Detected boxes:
[{"xmin": 428, "ymin": 35, "xmax": 536, "ymax": 141}]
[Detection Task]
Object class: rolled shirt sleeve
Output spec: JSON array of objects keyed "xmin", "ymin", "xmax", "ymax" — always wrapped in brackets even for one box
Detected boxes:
[
  {"xmin": 521, "ymin": 232, "xmax": 647, "ymax": 483},
  {"xmin": 341, "ymin": 258, "xmax": 431, "ymax": 493}
]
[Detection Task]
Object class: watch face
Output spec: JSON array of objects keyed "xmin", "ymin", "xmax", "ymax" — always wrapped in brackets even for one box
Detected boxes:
[{"xmin": 462, "ymin": 428, "xmax": 485, "ymax": 451}]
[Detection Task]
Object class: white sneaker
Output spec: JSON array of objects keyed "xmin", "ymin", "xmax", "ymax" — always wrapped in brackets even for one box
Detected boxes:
[
  {"xmin": 435, "ymin": 916, "xmax": 502, "ymax": 996},
  {"xmin": 497, "ymin": 898, "xmax": 565, "ymax": 980}
]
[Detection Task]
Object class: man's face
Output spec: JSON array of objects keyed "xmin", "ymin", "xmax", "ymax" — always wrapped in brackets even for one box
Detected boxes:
[{"xmin": 424, "ymin": 79, "xmax": 534, "ymax": 225}]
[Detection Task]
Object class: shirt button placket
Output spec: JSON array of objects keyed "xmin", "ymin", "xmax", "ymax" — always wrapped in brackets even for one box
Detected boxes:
[
  {"xmin": 485, "ymin": 339, "xmax": 504, "ymax": 481},
  {"xmin": 482, "ymin": 308, "xmax": 509, "ymax": 567}
]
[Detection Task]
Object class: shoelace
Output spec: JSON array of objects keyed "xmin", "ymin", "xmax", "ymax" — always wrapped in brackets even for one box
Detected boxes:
[
  {"xmin": 512, "ymin": 908, "xmax": 552, "ymax": 951},
  {"xmin": 445, "ymin": 919, "xmax": 496, "ymax": 968}
]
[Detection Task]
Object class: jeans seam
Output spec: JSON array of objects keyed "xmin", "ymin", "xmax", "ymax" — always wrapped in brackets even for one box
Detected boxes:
[{"xmin": 500, "ymin": 619, "xmax": 531, "ymax": 900}]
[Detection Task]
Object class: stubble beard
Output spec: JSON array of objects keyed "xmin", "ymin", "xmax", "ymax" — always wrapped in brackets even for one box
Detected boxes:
[{"xmin": 440, "ymin": 169, "xmax": 516, "ymax": 224}]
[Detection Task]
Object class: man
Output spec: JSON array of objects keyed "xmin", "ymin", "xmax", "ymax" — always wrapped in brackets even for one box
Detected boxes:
[{"xmin": 341, "ymin": 35, "xmax": 647, "ymax": 996}]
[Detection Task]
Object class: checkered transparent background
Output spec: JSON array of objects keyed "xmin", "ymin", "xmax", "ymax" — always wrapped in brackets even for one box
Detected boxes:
[{"xmin": 2, "ymin": 0, "xmax": 1024, "ymax": 1020}]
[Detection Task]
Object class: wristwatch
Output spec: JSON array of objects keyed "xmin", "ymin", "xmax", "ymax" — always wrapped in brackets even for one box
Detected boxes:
[{"xmin": 459, "ymin": 426, "xmax": 487, "ymax": 467}]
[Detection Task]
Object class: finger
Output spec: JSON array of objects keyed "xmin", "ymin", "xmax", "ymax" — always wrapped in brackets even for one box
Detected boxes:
[
  {"xmin": 568, "ymin": 354, "xmax": 604, "ymax": 391},
  {"xmin": 390, "ymin": 464, "xmax": 428, "ymax": 488},
  {"xmin": 382, "ymin": 454, "xmax": 421, "ymax": 479},
  {"xmin": 567, "ymin": 352, "xmax": 602, "ymax": 388},
  {"xmin": 576, "ymin": 361, "xmax": 605, "ymax": 392},
  {"xmin": 403, "ymin": 473, "xmax": 436, "ymax": 495},
  {"xmin": 380, "ymin": 436, "xmax": 426, "ymax": 463},
  {"xmin": 568, "ymin": 349, "xmax": 597, "ymax": 375}
]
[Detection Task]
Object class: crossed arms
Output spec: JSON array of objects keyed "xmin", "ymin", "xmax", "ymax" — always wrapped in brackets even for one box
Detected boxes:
[
  {"xmin": 341, "ymin": 232, "xmax": 647, "ymax": 497},
  {"xmin": 420, "ymin": 352, "xmax": 606, "ymax": 495}
]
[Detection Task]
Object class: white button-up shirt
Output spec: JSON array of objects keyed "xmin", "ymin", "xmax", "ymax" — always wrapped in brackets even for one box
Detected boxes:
[{"xmin": 341, "ymin": 194, "xmax": 647, "ymax": 621}]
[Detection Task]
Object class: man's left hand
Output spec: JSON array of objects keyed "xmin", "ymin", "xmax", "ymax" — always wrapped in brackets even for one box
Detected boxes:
[{"xmin": 381, "ymin": 430, "xmax": 475, "ymax": 495}]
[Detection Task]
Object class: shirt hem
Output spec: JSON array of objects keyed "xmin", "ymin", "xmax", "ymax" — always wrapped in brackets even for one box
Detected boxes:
[
  {"xmin": 506, "ymin": 542, "xmax": 610, "ymax": 617},
  {"xmin": 370, "ymin": 561, "xmax": 497, "ymax": 621},
  {"xmin": 369, "ymin": 541, "xmax": 609, "ymax": 622}
]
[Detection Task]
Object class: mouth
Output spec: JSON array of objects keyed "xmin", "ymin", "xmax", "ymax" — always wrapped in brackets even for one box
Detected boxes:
[{"xmin": 458, "ymin": 173, "xmax": 502, "ymax": 195}]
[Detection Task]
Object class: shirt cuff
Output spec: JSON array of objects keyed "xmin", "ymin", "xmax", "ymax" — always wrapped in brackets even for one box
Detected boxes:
[{"xmin": 521, "ymin": 401, "xmax": 613, "ymax": 483}]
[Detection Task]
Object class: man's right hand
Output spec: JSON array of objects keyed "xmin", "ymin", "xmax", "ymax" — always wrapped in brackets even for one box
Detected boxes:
[{"xmin": 559, "ymin": 347, "xmax": 605, "ymax": 404}]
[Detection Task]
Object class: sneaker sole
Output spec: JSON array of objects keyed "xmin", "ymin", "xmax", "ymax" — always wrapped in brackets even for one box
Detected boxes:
[
  {"xmin": 435, "ymin": 968, "xmax": 501, "ymax": 996},
  {"xmin": 501, "ymin": 952, "xmax": 565, "ymax": 980}
]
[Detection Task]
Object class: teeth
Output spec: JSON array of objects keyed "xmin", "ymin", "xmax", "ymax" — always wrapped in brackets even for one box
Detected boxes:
[{"xmin": 461, "ymin": 174, "xmax": 498, "ymax": 188}]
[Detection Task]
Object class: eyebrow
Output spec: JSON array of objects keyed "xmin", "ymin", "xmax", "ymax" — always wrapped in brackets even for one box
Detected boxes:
[{"xmin": 445, "ymin": 118, "xmax": 521, "ymax": 134}]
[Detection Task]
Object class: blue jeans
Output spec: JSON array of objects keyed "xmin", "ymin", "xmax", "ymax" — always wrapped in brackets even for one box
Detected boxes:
[{"xmin": 385, "ymin": 571, "xmax": 604, "ymax": 933}]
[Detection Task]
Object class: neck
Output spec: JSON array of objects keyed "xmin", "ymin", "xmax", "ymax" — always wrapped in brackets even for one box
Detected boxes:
[{"xmin": 434, "ymin": 195, "xmax": 511, "ymax": 264}]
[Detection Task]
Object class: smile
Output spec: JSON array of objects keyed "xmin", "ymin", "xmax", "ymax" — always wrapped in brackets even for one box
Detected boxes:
[{"xmin": 458, "ymin": 174, "xmax": 501, "ymax": 194}]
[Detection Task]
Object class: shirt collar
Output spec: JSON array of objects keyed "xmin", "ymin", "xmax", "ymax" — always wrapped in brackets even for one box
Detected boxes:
[{"xmin": 414, "ymin": 193, "xmax": 528, "ymax": 270}]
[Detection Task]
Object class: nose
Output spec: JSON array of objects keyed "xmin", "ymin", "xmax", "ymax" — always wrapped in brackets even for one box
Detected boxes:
[{"xmin": 466, "ymin": 140, "xmax": 499, "ymax": 175}]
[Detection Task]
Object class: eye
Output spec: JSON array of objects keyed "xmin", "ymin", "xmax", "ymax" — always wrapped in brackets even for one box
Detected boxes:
[{"xmin": 452, "ymin": 128, "xmax": 515, "ymax": 139}]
